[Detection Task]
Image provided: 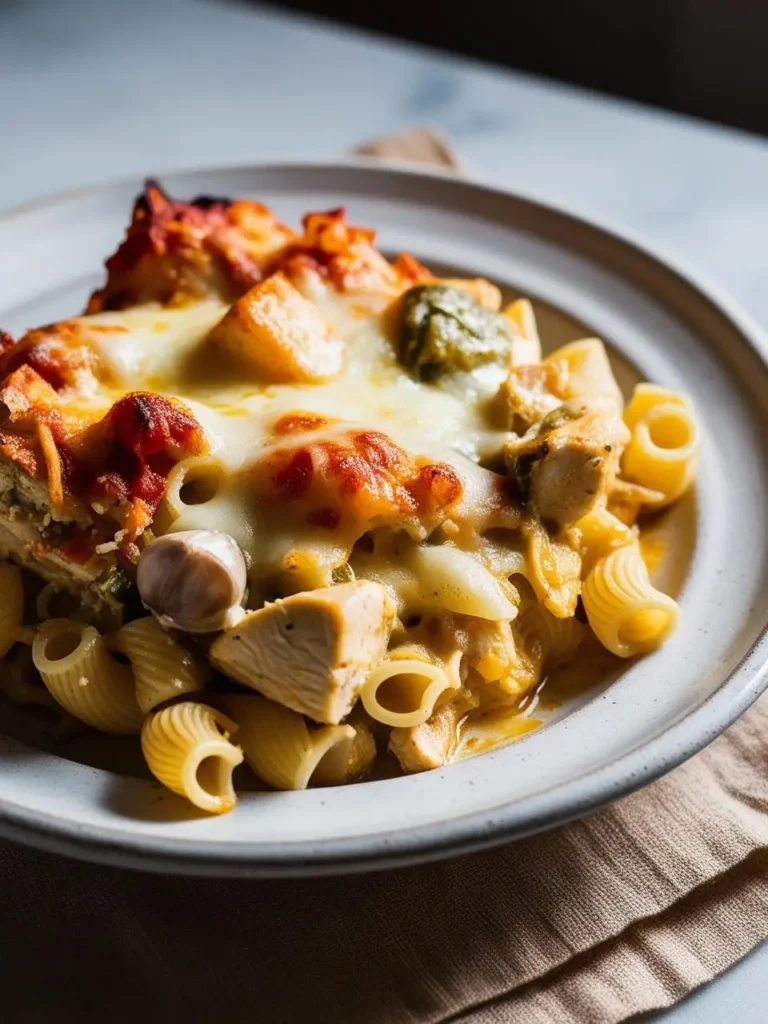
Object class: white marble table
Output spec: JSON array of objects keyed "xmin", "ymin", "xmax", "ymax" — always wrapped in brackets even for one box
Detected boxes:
[{"xmin": 1, "ymin": 0, "xmax": 767, "ymax": 1016}]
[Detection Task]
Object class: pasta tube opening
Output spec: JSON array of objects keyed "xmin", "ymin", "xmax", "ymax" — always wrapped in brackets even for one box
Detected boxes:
[
  {"xmin": 183, "ymin": 743, "xmax": 240, "ymax": 814},
  {"xmin": 581, "ymin": 545, "xmax": 680, "ymax": 658},
  {"xmin": 646, "ymin": 410, "xmax": 696, "ymax": 450},
  {"xmin": 141, "ymin": 702, "xmax": 243, "ymax": 814},
  {"xmin": 32, "ymin": 619, "xmax": 143, "ymax": 733},
  {"xmin": 622, "ymin": 403, "xmax": 699, "ymax": 505},
  {"xmin": 154, "ymin": 457, "xmax": 226, "ymax": 532},
  {"xmin": 178, "ymin": 462, "xmax": 225, "ymax": 507},
  {"xmin": 361, "ymin": 647, "xmax": 461, "ymax": 728},
  {"xmin": 41, "ymin": 627, "xmax": 82, "ymax": 661}
]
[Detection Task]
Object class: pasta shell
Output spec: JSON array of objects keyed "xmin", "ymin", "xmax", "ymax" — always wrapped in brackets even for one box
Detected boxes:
[{"xmin": 142, "ymin": 701, "xmax": 242, "ymax": 814}]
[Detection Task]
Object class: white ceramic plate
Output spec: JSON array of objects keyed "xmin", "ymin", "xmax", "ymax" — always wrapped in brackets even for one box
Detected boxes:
[{"xmin": 0, "ymin": 162, "xmax": 766, "ymax": 876}]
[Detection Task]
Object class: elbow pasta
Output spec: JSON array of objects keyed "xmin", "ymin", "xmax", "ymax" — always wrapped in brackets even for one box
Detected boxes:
[
  {"xmin": 112, "ymin": 616, "xmax": 207, "ymax": 713},
  {"xmin": 0, "ymin": 188, "xmax": 701, "ymax": 815},
  {"xmin": 622, "ymin": 385, "xmax": 699, "ymax": 506},
  {"xmin": 581, "ymin": 543, "xmax": 680, "ymax": 658},
  {"xmin": 361, "ymin": 646, "xmax": 462, "ymax": 728},
  {"xmin": 220, "ymin": 694, "xmax": 371, "ymax": 790},
  {"xmin": 32, "ymin": 619, "xmax": 143, "ymax": 733},
  {"xmin": 141, "ymin": 701, "xmax": 243, "ymax": 814},
  {"xmin": 516, "ymin": 606, "xmax": 586, "ymax": 670}
]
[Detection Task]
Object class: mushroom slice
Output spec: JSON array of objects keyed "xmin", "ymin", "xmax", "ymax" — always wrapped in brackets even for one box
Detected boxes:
[{"xmin": 137, "ymin": 530, "xmax": 247, "ymax": 633}]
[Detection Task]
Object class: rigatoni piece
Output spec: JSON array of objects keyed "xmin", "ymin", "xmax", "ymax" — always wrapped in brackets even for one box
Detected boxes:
[
  {"xmin": 210, "ymin": 581, "xmax": 396, "ymax": 724},
  {"xmin": 207, "ymin": 272, "xmax": 343, "ymax": 383},
  {"xmin": 522, "ymin": 520, "xmax": 582, "ymax": 619},
  {"xmin": 389, "ymin": 688, "xmax": 478, "ymax": 772},
  {"xmin": 546, "ymin": 338, "xmax": 624, "ymax": 410},
  {"xmin": 112, "ymin": 616, "xmax": 208, "ymax": 713},
  {"xmin": 568, "ymin": 503, "xmax": 636, "ymax": 574},
  {"xmin": 221, "ymin": 694, "xmax": 375, "ymax": 790},
  {"xmin": 32, "ymin": 619, "xmax": 143, "ymax": 733},
  {"xmin": 515, "ymin": 606, "xmax": 586, "ymax": 670},
  {"xmin": 360, "ymin": 645, "xmax": 461, "ymax": 728},
  {"xmin": 622, "ymin": 385, "xmax": 700, "ymax": 506},
  {"xmin": 581, "ymin": 543, "xmax": 679, "ymax": 658},
  {"xmin": 141, "ymin": 702, "xmax": 242, "ymax": 814}
]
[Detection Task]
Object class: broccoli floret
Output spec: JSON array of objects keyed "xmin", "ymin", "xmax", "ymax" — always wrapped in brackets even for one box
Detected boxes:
[{"xmin": 400, "ymin": 285, "xmax": 512, "ymax": 382}]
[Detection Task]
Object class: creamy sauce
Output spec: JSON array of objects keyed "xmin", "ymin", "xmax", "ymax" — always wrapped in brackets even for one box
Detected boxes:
[{"xmin": 3, "ymin": 291, "xmax": 697, "ymax": 777}]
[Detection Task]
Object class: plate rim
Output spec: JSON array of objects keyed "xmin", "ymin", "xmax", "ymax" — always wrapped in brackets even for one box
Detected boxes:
[{"xmin": 1, "ymin": 158, "xmax": 767, "ymax": 877}]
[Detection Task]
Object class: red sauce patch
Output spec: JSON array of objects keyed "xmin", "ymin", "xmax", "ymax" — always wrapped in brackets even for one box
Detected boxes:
[
  {"xmin": 71, "ymin": 393, "xmax": 207, "ymax": 511},
  {"xmin": 272, "ymin": 447, "xmax": 314, "ymax": 500},
  {"xmin": 13, "ymin": 344, "xmax": 68, "ymax": 391},
  {"xmin": 407, "ymin": 462, "xmax": 463, "ymax": 511},
  {"xmin": 259, "ymin": 428, "xmax": 462, "ymax": 530},
  {"xmin": 0, "ymin": 330, "xmax": 15, "ymax": 356},
  {"xmin": 307, "ymin": 507, "xmax": 341, "ymax": 530},
  {"xmin": 86, "ymin": 180, "xmax": 294, "ymax": 312},
  {"xmin": 61, "ymin": 534, "xmax": 96, "ymax": 565},
  {"xmin": 273, "ymin": 208, "xmax": 405, "ymax": 295},
  {"xmin": 0, "ymin": 326, "xmax": 99, "ymax": 393}
]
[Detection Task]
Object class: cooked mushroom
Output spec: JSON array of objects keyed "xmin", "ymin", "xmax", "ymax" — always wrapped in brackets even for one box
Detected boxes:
[{"xmin": 137, "ymin": 530, "xmax": 247, "ymax": 633}]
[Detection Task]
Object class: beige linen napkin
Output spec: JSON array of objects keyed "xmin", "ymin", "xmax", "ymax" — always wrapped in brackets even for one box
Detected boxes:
[{"xmin": 1, "ymin": 129, "xmax": 767, "ymax": 1023}]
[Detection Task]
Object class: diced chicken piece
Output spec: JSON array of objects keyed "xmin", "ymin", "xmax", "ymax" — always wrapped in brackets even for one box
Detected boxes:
[
  {"xmin": 505, "ymin": 401, "xmax": 630, "ymax": 528},
  {"xmin": 207, "ymin": 272, "xmax": 343, "ymax": 383},
  {"xmin": 501, "ymin": 361, "xmax": 565, "ymax": 429},
  {"xmin": 389, "ymin": 688, "xmax": 478, "ymax": 772},
  {"xmin": 210, "ymin": 581, "xmax": 396, "ymax": 724}
]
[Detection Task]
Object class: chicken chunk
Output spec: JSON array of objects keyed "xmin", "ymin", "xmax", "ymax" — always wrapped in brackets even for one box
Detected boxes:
[
  {"xmin": 210, "ymin": 581, "xmax": 396, "ymax": 724},
  {"xmin": 505, "ymin": 401, "xmax": 630, "ymax": 528},
  {"xmin": 501, "ymin": 361, "xmax": 565, "ymax": 430},
  {"xmin": 389, "ymin": 688, "xmax": 478, "ymax": 772},
  {"xmin": 207, "ymin": 272, "xmax": 343, "ymax": 383}
]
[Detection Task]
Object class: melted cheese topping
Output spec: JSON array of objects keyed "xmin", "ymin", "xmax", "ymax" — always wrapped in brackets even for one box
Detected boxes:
[
  {"xmin": 82, "ymin": 296, "xmax": 508, "ymax": 466},
  {"xmin": 64, "ymin": 289, "xmax": 513, "ymax": 591}
]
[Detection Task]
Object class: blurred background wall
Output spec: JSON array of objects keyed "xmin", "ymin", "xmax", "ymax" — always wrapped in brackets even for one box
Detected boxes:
[{"xmin": 268, "ymin": 0, "xmax": 768, "ymax": 136}]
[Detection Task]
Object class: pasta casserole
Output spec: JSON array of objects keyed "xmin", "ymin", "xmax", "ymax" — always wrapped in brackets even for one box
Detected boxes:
[{"xmin": 0, "ymin": 182, "xmax": 700, "ymax": 814}]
